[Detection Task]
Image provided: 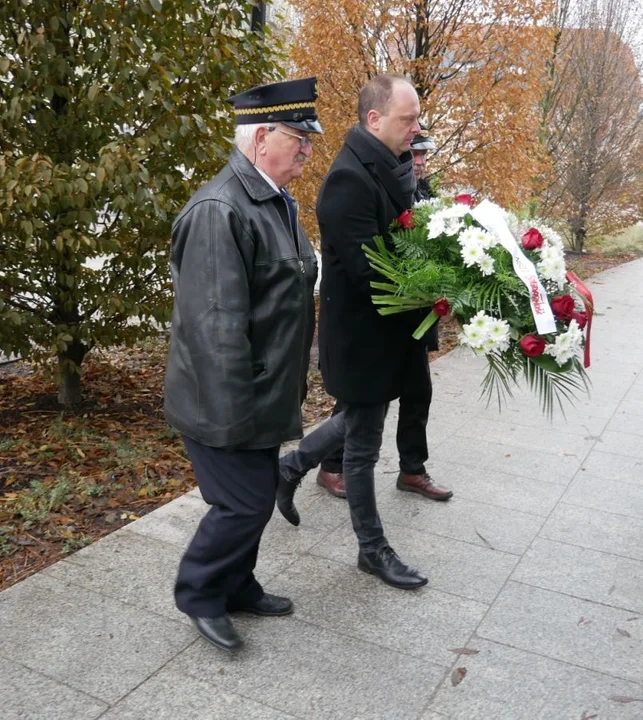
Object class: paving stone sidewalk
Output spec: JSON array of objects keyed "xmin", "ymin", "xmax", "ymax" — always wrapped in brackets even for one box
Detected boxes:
[{"xmin": 3, "ymin": 260, "xmax": 643, "ymax": 720}]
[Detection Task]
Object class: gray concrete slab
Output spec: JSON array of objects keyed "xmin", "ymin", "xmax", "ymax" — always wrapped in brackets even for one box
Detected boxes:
[
  {"xmin": 1, "ymin": 654, "xmax": 108, "ymax": 720},
  {"xmin": 541, "ymin": 503, "xmax": 643, "ymax": 561},
  {"xmin": 376, "ymin": 492, "xmax": 545, "ymax": 555},
  {"xmin": 580, "ymin": 449, "xmax": 643, "ymax": 485},
  {"xmin": 477, "ymin": 582, "xmax": 643, "ymax": 684},
  {"xmin": 454, "ymin": 415, "xmax": 598, "ymax": 457},
  {"xmin": 99, "ymin": 665, "xmax": 298, "ymax": 720},
  {"xmin": 597, "ymin": 429, "xmax": 643, "ymax": 459},
  {"xmin": 428, "ymin": 639, "xmax": 643, "ymax": 720},
  {"xmin": 0, "ymin": 573, "xmax": 195, "ymax": 704},
  {"xmin": 43, "ymin": 529, "xmax": 187, "ymax": 623},
  {"xmin": 605, "ymin": 409, "xmax": 643, "ymax": 435},
  {"xmin": 512, "ymin": 538, "xmax": 643, "ymax": 614},
  {"xmin": 430, "ymin": 434, "xmax": 584, "ymax": 484},
  {"xmin": 266, "ymin": 552, "xmax": 488, "ymax": 664},
  {"xmin": 562, "ymin": 473, "xmax": 643, "ymax": 519},
  {"xmin": 125, "ymin": 493, "xmax": 206, "ymax": 547},
  {"xmin": 424, "ymin": 459, "xmax": 566, "ymax": 516},
  {"xmin": 4, "ymin": 257, "xmax": 643, "ymax": 718},
  {"xmin": 309, "ymin": 521, "xmax": 519, "ymax": 604},
  {"xmin": 169, "ymin": 615, "xmax": 444, "ymax": 720}
]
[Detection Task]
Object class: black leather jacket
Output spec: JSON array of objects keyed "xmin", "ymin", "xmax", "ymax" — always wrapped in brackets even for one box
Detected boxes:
[{"xmin": 164, "ymin": 149, "xmax": 318, "ymax": 449}]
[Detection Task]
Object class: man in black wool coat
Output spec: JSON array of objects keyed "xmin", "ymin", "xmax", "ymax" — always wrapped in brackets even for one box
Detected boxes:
[{"xmin": 278, "ymin": 74, "xmax": 444, "ymax": 591}]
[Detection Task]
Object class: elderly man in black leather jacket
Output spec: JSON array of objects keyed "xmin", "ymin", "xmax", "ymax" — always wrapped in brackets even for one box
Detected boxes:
[{"xmin": 164, "ymin": 78, "xmax": 321, "ymax": 652}]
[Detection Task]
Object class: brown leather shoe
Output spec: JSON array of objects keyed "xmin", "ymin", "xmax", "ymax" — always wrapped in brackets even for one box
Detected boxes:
[
  {"xmin": 316, "ymin": 469, "xmax": 347, "ymax": 498},
  {"xmin": 396, "ymin": 472, "xmax": 453, "ymax": 501}
]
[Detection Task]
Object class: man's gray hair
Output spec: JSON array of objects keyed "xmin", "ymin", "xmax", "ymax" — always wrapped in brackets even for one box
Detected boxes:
[
  {"xmin": 357, "ymin": 74, "xmax": 412, "ymax": 125},
  {"xmin": 234, "ymin": 123, "xmax": 271, "ymax": 152}
]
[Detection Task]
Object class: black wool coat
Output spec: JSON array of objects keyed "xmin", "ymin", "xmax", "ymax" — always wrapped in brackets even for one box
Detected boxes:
[{"xmin": 316, "ymin": 127, "xmax": 433, "ymax": 404}]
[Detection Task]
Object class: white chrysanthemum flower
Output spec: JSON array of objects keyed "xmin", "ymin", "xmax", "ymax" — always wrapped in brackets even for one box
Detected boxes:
[
  {"xmin": 538, "ymin": 256, "xmax": 567, "ymax": 287},
  {"xmin": 458, "ymin": 227, "xmax": 495, "ymax": 250},
  {"xmin": 481, "ymin": 334, "xmax": 510, "ymax": 353},
  {"xmin": 540, "ymin": 226, "xmax": 564, "ymax": 249},
  {"xmin": 470, "ymin": 310, "xmax": 491, "ymax": 331},
  {"xmin": 459, "ymin": 326, "xmax": 486, "ymax": 350},
  {"xmin": 478, "ymin": 318, "xmax": 511, "ymax": 353},
  {"xmin": 448, "ymin": 203, "xmax": 471, "ymax": 218},
  {"xmin": 445, "ymin": 218, "xmax": 465, "ymax": 236},
  {"xmin": 424, "ymin": 205, "xmax": 467, "ymax": 236},
  {"xmin": 487, "ymin": 317, "xmax": 510, "ymax": 341},
  {"xmin": 539, "ymin": 245, "xmax": 563, "ymax": 262},
  {"xmin": 460, "ymin": 242, "xmax": 484, "ymax": 267},
  {"xmin": 460, "ymin": 312, "xmax": 508, "ymax": 355},
  {"xmin": 544, "ymin": 319, "xmax": 583, "ymax": 366},
  {"xmin": 478, "ymin": 253, "xmax": 495, "ymax": 276},
  {"xmin": 427, "ymin": 215, "xmax": 446, "ymax": 239},
  {"xmin": 413, "ymin": 199, "xmax": 432, "ymax": 208}
]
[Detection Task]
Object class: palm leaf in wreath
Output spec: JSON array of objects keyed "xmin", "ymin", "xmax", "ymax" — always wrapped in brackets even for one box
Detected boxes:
[
  {"xmin": 479, "ymin": 350, "xmax": 522, "ymax": 411},
  {"xmin": 524, "ymin": 356, "xmax": 591, "ymax": 418}
]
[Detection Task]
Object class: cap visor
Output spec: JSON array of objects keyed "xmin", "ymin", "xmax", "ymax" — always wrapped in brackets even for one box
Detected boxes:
[
  {"xmin": 411, "ymin": 140, "xmax": 435, "ymax": 151},
  {"xmin": 282, "ymin": 119, "xmax": 324, "ymax": 134}
]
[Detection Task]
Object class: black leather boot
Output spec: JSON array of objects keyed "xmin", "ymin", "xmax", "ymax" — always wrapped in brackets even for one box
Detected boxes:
[
  {"xmin": 276, "ymin": 470, "xmax": 302, "ymax": 526},
  {"xmin": 358, "ymin": 546, "xmax": 428, "ymax": 590}
]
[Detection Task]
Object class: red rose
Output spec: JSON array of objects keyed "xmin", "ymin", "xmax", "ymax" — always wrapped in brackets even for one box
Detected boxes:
[
  {"xmin": 519, "ymin": 334, "xmax": 546, "ymax": 357},
  {"xmin": 571, "ymin": 311, "xmax": 588, "ymax": 330},
  {"xmin": 397, "ymin": 209, "xmax": 414, "ymax": 229},
  {"xmin": 550, "ymin": 294, "xmax": 575, "ymax": 322},
  {"xmin": 455, "ymin": 193, "xmax": 474, "ymax": 207},
  {"xmin": 433, "ymin": 298, "xmax": 450, "ymax": 317},
  {"xmin": 522, "ymin": 228, "xmax": 544, "ymax": 250}
]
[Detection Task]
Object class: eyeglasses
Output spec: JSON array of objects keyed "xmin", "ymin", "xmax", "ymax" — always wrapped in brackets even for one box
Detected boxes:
[{"xmin": 268, "ymin": 125, "xmax": 313, "ymax": 148}]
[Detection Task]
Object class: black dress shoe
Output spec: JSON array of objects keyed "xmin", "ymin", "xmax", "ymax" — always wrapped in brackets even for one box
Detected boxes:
[
  {"xmin": 276, "ymin": 470, "xmax": 301, "ymax": 527},
  {"xmin": 357, "ymin": 546, "xmax": 428, "ymax": 590},
  {"xmin": 191, "ymin": 615, "xmax": 243, "ymax": 652},
  {"xmin": 235, "ymin": 593, "xmax": 294, "ymax": 616}
]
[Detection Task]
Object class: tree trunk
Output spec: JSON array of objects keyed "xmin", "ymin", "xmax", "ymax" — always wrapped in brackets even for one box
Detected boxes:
[
  {"xmin": 57, "ymin": 339, "xmax": 88, "ymax": 408},
  {"xmin": 571, "ymin": 201, "xmax": 589, "ymax": 253}
]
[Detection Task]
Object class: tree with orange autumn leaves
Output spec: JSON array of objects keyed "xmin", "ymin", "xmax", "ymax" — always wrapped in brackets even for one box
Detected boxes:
[
  {"xmin": 286, "ymin": 0, "xmax": 642, "ymax": 248},
  {"xmin": 288, "ymin": 0, "xmax": 557, "ymax": 238}
]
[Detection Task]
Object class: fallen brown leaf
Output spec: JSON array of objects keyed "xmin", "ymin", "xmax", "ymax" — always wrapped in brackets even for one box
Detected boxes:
[
  {"xmin": 610, "ymin": 695, "xmax": 643, "ymax": 704},
  {"xmin": 451, "ymin": 667, "xmax": 467, "ymax": 686},
  {"xmin": 449, "ymin": 648, "xmax": 479, "ymax": 656}
]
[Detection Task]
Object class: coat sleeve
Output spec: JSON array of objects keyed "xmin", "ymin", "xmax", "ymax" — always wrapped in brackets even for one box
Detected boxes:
[
  {"xmin": 172, "ymin": 199, "xmax": 255, "ymax": 445},
  {"xmin": 316, "ymin": 167, "xmax": 388, "ymax": 296}
]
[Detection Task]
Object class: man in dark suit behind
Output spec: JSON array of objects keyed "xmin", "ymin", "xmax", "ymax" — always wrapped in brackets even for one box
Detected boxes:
[{"xmin": 279, "ymin": 74, "xmax": 431, "ymax": 590}]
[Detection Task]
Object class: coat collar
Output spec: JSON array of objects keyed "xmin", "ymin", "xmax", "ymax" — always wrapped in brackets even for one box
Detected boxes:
[
  {"xmin": 343, "ymin": 127, "xmax": 412, "ymax": 212},
  {"xmin": 228, "ymin": 147, "xmax": 281, "ymax": 202}
]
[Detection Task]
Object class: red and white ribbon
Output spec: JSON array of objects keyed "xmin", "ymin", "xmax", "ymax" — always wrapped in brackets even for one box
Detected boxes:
[
  {"xmin": 566, "ymin": 270, "xmax": 594, "ymax": 368},
  {"xmin": 471, "ymin": 200, "xmax": 557, "ymax": 335}
]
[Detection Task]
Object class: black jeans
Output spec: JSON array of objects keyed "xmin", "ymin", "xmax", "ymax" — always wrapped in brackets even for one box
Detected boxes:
[
  {"xmin": 322, "ymin": 370, "xmax": 432, "ymax": 475},
  {"xmin": 281, "ymin": 403, "xmax": 389, "ymax": 551},
  {"xmin": 342, "ymin": 403, "xmax": 389, "ymax": 551},
  {"xmin": 175, "ymin": 436, "xmax": 279, "ymax": 618}
]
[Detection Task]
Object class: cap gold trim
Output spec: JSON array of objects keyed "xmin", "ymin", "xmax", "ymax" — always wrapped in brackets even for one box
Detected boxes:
[{"xmin": 234, "ymin": 102, "xmax": 316, "ymax": 115}]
